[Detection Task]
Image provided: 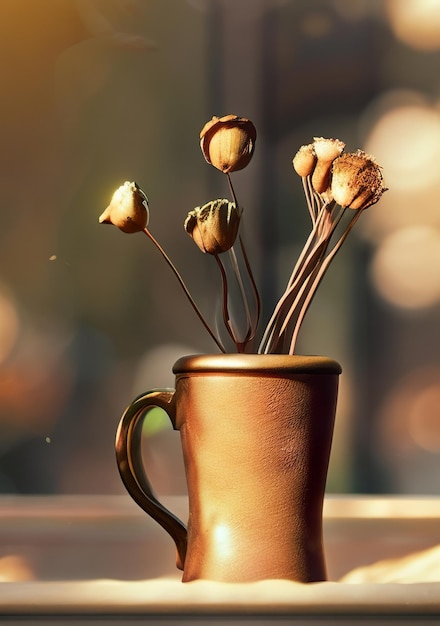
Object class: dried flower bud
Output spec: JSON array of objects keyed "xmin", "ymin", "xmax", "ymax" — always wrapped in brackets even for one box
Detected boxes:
[
  {"xmin": 331, "ymin": 151, "xmax": 387, "ymax": 210},
  {"xmin": 311, "ymin": 137, "xmax": 345, "ymax": 194},
  {"xmin": 99, "ymin": 181, "xmax": 149, "ymax": 233},
  {"xmin": 292, "ymin": 144, "xmax": 316, "ymax": 178},
  {"xmin": 184, "ymin": 199, "xmax": 242, "ymax": 254},
  {"xmin": 200, "ymin": 114, "xmax": 257, "ymax": 174}
]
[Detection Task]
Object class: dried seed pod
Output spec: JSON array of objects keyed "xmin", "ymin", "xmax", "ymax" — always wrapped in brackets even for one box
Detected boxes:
[
  {"xmin": 99, "ymin": 181, "xmax": 149, "ymax": 233},
  {"xmin": 311, "ymin": 137, "xmax": 345, "ymax": 194},
  {"xmin": 200, "ymin": 114, "xmax": 257, "ymax": 174},
  {"xmin": 184, "ymin": 198, "xmax": 242, "ymax": 254},
  {"xmin": 331, "ymin": 150, "xmax": 387, "ymax": 210},
  {"xmin": 292, "ymin": 143, "xmax": 316, "ymax": 177}
]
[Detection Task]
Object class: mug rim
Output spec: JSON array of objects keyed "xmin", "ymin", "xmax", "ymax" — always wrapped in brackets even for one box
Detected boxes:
[{"xmin": 173, "ymin": 353, "xmax": 342, "ymax": 376}]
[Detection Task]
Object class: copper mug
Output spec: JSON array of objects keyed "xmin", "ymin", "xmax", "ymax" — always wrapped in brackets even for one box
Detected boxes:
[{"xmin": 115, "ymin": 353, "xmax": 341, "ymax": 582}]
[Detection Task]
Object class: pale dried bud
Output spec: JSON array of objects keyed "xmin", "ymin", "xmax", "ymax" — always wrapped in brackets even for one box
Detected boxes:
[
  {"xmin": 99, "ymin": 181, "xmax": 149, "ymax": 233},
  {"xmin": 200, "ymin": 114, "xmax": 257, "ymax": 174},
  {"xmin": 184, "ymin": 199, "xmax": 242, "ymax": 254},
  {"xmin": 311, "ymin": 137, "xmax": 345, "ymax": 194},
  {"xmin": 292, "ymin": 144, "xmax": 316, "ymax": 177},
  {"xmin": 331, "ymin": 151, "xmax": 387, "ymax": 210}
]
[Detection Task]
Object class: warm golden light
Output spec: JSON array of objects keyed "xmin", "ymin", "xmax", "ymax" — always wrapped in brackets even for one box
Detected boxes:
[
  {"xmin": 365, "ymin": 98, "xmax": 440, "ymax": 192},
  {"xmin": 370, "ymin": 226, "xmax": 440, "ymax": 309},
  {"xmin": 0, "ymin": 287, "xmax": 20, "ymax": 366},
  {"xmin": 386, "ymin": 0, "xmax": 440, "ymax": 51},
  {"xmin": 0, "ymin": 555, "xmax": 34, "ymax": 582},
  {"xmin": 213, "ymin": 524, "xmax": 233, "ymax": 559},
  {"xmin": 360, "ymin": 91, "xmax": 440, "ymax": 243},
  {"xmin": 408, "ymin": 383, "xmax": 440, "ymax": 452},
  {"xmin": 379, "ymin": 366, "xmax": 440, "ymax": 454}
]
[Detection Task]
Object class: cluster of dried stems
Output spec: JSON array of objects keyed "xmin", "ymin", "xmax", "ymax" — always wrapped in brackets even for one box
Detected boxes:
[{"xmin": 100, "ymin": 115, "xmax": 386, "ymax": 355}]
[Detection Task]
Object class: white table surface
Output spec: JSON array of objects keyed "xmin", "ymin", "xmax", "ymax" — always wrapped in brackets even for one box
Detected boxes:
[{"xmin": 0, "ymin": 495, "xmax": 439, "ymax": 624}]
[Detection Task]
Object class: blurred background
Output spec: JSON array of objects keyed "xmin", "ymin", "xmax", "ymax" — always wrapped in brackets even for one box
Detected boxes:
[{"xmin": 0, "ymin": 0, "xmax": 439, "ymax": 496}]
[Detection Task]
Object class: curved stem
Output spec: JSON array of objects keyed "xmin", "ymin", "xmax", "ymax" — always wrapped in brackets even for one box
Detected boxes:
[
  {"xmin": 278, "ymin": 262, "xmax": 320, "ymax": 340},
  {"xmin": 288, "ymin": 209, "xmax": 364, "ymax": 354},
  {"xmin": 258, "ymin": 201, "xmax": 345, "ymax": 354},
  {"xmin": 258, "ymin": 229, "xmax": 328, "ymax": 353},
  {"xmin": 227, "ymin": 173, "xmax": 238, "ymax": 207},
  {"xmin": 229, "ymin": 246, "xmax": 254, "ymax": 336},
  {"xmin": 271, "ymin": 206, "xmax": 349, "ymax": 353},
  {"xmin": 214, "ymin": 254, "xmax": 241, "ymax": 349},
  {"xmin": 239, "ymin": 235, "xmax": 261, "ymax": 336},
  {"xmin": 286, "ymin": 201, "xmax": 332, "ymax": 289},
  {"xmin": 302, "ymin": 176, "xmax": 316, "ymax": 224},
  {"xmin": 261, "ymin": 237, "xmax": 329, "ymax": 353},
  {"xmin": 226, "ymin": 174, "xmax": 260, "ymax": 349},
  {"xmin": 143, "ymin": 228, "xmax": 226, "ymax": 353}
]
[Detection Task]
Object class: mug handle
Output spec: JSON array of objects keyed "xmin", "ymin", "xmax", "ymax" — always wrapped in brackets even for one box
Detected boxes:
[{"xmin": 115, "ymin": 389, "xmax": 187, "ymax": 570}]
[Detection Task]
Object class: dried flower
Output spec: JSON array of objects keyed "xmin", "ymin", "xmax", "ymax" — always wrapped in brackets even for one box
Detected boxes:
[
  {"xmin": 184, "ymin": 199, "xmax": 241, "ymax": 254},
  {"xmin": 292, "ymin": 144, "xmax": 316, "ymax": 177},
  {"xmin": 101, "ymin": 119, "xmax": 387, "ymax": 356},
  {"xmin": 99, "ymin": 181, "xmax": 149, "ymax": 233},
  {"xmin": 331, "ymin": 151, "xmax": 387, "ymax": 210},
  {"xmin": 200, "ymin": 114, "xmax": 257, "ymax": 174},
  {"xmin": 311, "ymin": 137, "xmax": 345, "ymax": 194}
]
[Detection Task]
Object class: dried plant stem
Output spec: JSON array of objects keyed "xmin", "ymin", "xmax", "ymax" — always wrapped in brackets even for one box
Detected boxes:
[
  {"xmin": 286, "ymin": 203, "xmax": 332, "ymax": 290},
  {"xmin": 302, "ymin": 177, "xmax": 314, "ymax": 222},
  {"xmin": 258, "ymin": 205, "xmax": 330, "ymax": 353},
  {"xmin": 143, "ymin": 228, "xmax": 226, "ymax": 353},
  {"xmin": 214, "ymin": 249, "xmax": 259, "ymax": 352},
  {"xmin": 229, "ymin": 246, "xmax": 254, "ymax": 335},
  {"xmin": 239, "ymin": 235, "xmax": 261, "ymax": 337},
  {"xmin": 259, "ymin": 237, "xmax": 328, "ymax": 353},
  {"xmin": 278, "ymin": 262, "xmax": 322, "ymax": 343},
  {"xmin": 222, "ymin": 173, "xmax": 261, "ymax": 351},
  {"xmin": 226, "ymin": 173, "xmax": 238, "ymax": 207},
  {"xmin": 258, "ymin": 201, "xmax": 352, "ymax": 354},
  {"xmin": 288, "ymin": 209, "xmax": 364, "ymax": 354},
  {"xmin": 303, "ymin": 176, "xmax": 318, "ymax": 223},
  {"xmin": 303, "ymin": 175, "xmax": 324, "ymax": 224},
  {"xmin": 214, "ymin": 254, "xmax": 242, "ymax": 350},
  {"xmin": 226, "ymin": 175, "xmax": 250, "ymax": 328}
]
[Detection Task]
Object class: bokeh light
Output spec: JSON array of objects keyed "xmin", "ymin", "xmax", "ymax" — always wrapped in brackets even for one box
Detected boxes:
[
  {"xmin": 408, "ymin": 383, "xmax": 440, "ymax": 452},
  {"xmin": 370, "ymin": 226, "xmax": 440, "ymax": 309},
  {"xmin": 365, "ymin": 93, "xmax": 440, "ymax": 192},
  {"xmin": 380, "ymin": 366, "xmax": 440, "ymax": 454},
  {"xmin": 0, "ymin": 0, "xmax": 439, "ymax": 498},
  {"xmin": 361, "ymin": 91, "xmax": 440, "ymax": 243},
  {"xmin": 360, "ymin": 90, "xmax": 440, "ymax": 311},
  {"xmin": 386, "ymin": 0, "xmax": 440, "ymax": 51},
  {"xmin": 0, "ymin": 286, "xmax": 20, "ymax": 366}
]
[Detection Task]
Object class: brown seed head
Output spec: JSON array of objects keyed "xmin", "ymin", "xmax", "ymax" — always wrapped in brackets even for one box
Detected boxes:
[
  {"xmin": 331, "ymin": 151, "xmax": 387, "ymax": 210},
  {"xmin": 99, "ymin": 181, "xmax": 149, "ymax": 233},
  {"xmin": 311, "ymin": 137, "xmax": 345, "ymax": 194},
  {"xmin": 184, "ymin": 199, "xmax": 242, "ymax": 254},
  {"xmin": 200, "ymin": 114, "xmax": 257, "ymax": 174},
  {"xmin": 292, "ymin": 144, "xmax": 316, "ymax": 177}
]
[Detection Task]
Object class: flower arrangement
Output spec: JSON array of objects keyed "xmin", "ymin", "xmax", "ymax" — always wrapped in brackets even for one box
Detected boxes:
[{"xmin": 99, "ymin": 114, "xmax": 386, "ymax": 355}]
